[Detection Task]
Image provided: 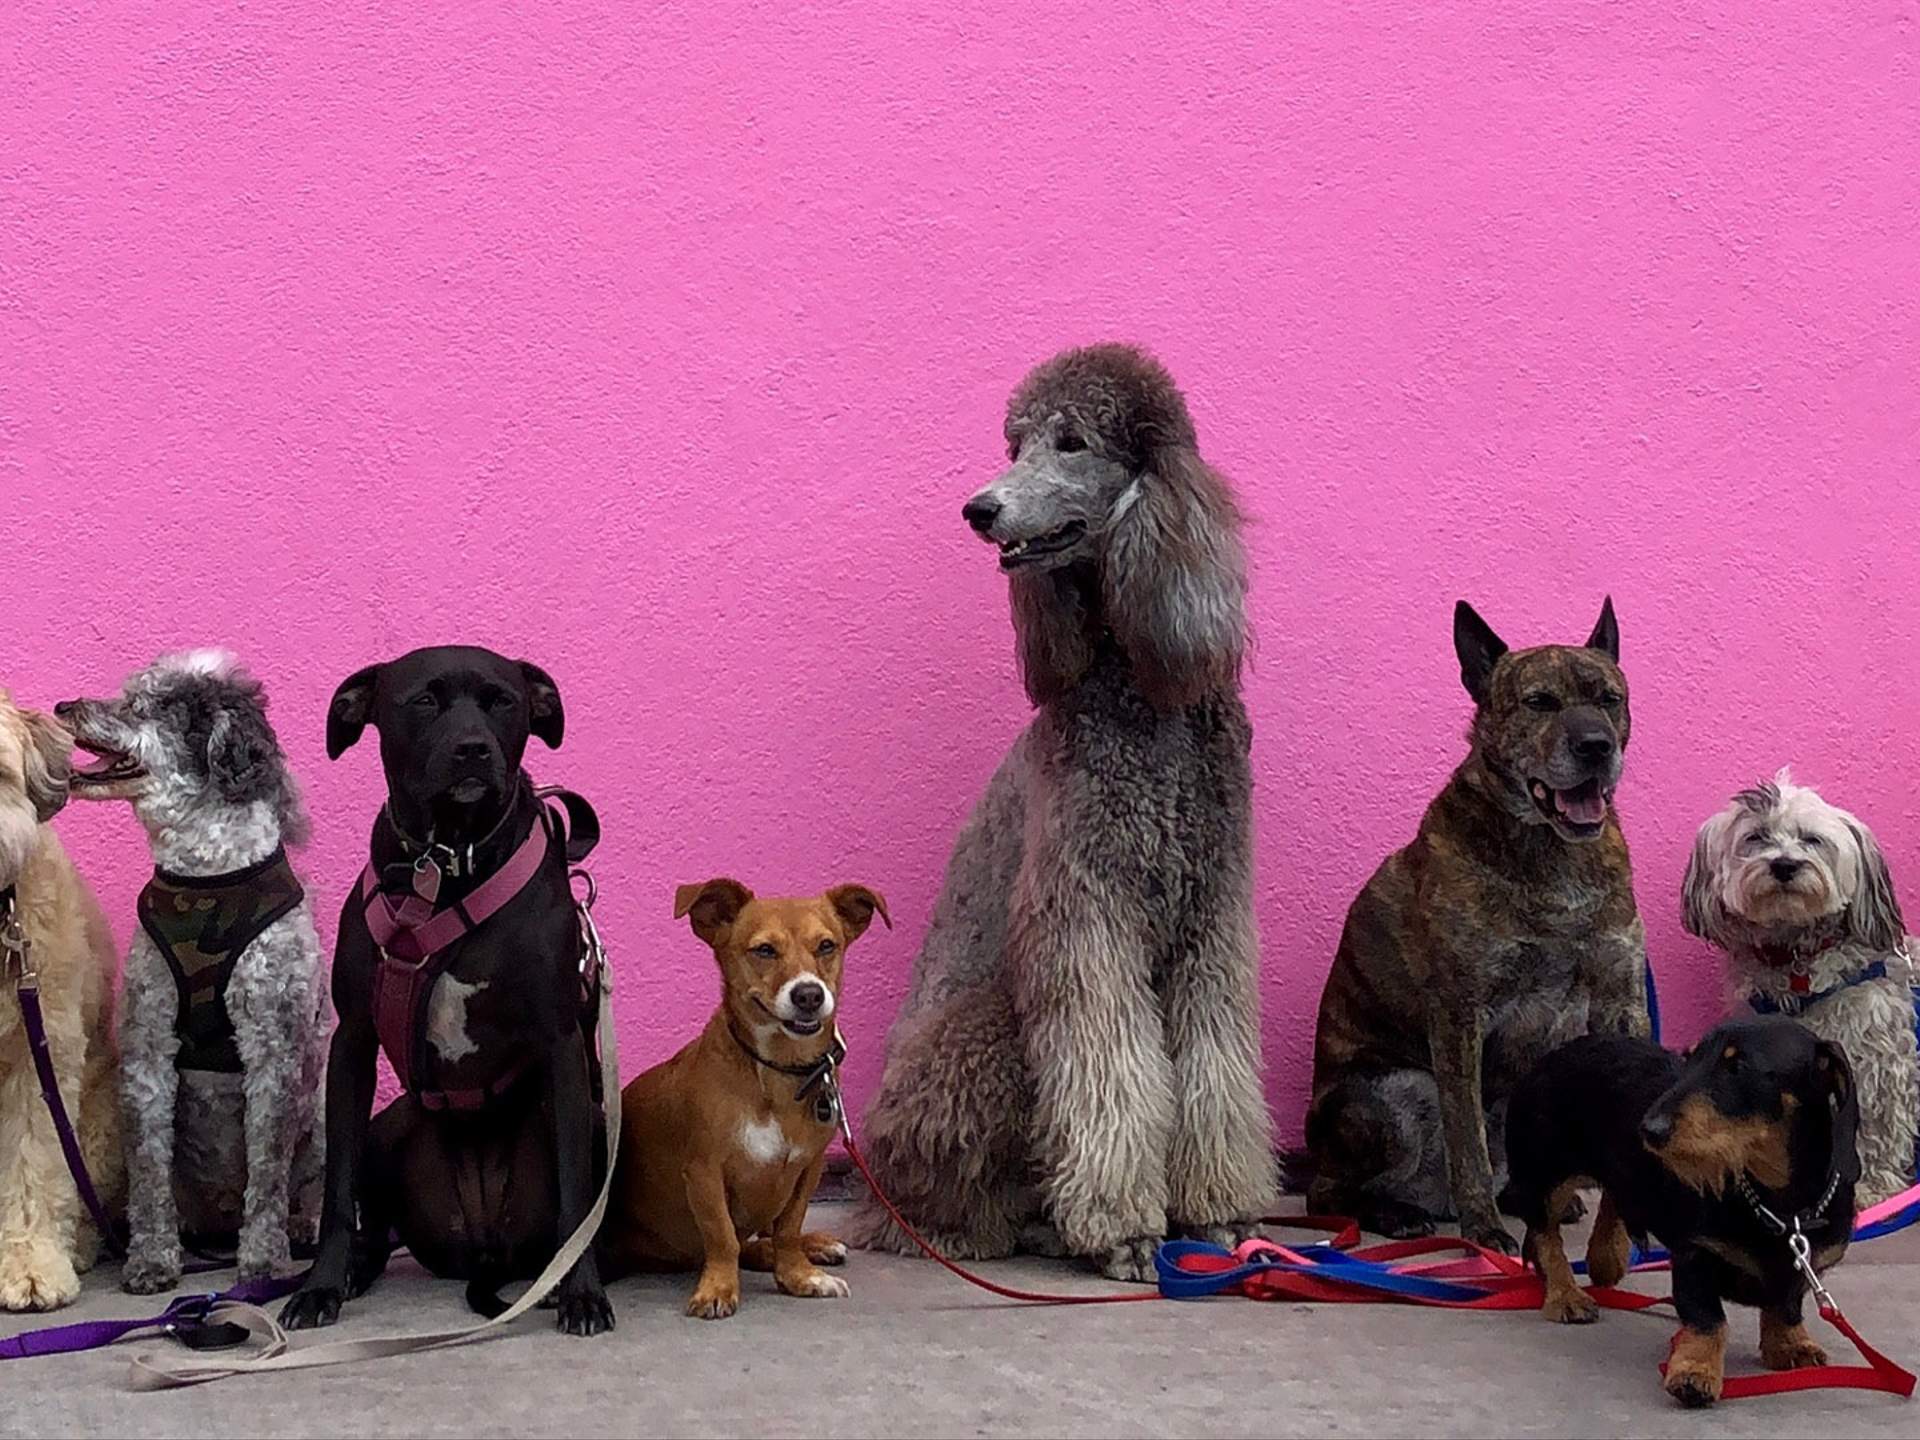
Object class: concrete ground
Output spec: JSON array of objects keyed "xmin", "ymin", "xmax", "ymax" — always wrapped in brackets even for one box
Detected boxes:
[{"xmin": 3, "ymin": 1200, "xmax": 1914, "ymax": 1440}]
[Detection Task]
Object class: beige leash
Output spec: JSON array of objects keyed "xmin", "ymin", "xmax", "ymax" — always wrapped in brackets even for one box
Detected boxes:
[{"xmin": 127, "ymin": 946, "xmax": 620, "ymax": 1390}]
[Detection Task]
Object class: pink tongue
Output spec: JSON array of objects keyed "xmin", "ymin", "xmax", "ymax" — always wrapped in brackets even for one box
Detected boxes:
[{"xmin": 1555, "ymin": 787, "xmax": 1607, "ymax": 825}]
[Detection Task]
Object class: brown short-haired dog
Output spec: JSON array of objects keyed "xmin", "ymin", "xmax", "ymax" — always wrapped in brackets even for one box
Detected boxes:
[{"xmin": 603, "ymin": 879, "xmax": 888, "ymax": 1318}]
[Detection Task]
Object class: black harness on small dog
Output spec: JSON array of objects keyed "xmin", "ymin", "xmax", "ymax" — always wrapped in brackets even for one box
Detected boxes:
[
  {"xmin": 727, "ymin": 1024, "xmax": 846, "ymax": 1126},
  {"xmin": 137, "ymin": 847, "xmax": 305, "ymax": 1073}
]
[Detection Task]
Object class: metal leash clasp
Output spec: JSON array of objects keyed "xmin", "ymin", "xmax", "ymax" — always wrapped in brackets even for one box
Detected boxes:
[
  {"xmin": 2, "ymin": 908, "xmax": 34, "ymax": 987},
  {"xmin": 1788, "ymin": 1222, "xmax": 1835, "ymax": 1312}
]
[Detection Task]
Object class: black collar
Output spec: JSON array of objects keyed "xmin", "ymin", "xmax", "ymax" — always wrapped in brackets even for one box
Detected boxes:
[
  {"xmin": 1734, "ymin": 1165, "xmax": 1844, "ymax": 1239},
  {"xmin": 151, "ymin": 844, "xmax": 290, "ymax": 891},
  {"xmin": 727, "ymin": 1022, "xmax": 846, "ymax": 1116},
  {"xmin": 379, "ymin": 776, "xmax": 533, "ymax": 892}
]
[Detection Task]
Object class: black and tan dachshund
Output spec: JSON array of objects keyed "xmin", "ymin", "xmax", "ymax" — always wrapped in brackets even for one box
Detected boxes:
[{"xmin": 1500, "ymin": 1016, "xmax": 1859, "ymax": 1408}]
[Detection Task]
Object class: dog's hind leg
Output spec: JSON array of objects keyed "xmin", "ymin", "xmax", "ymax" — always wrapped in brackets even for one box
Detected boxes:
[
  {"xmin": 846, "ymin": 984, "xmax": 1030, "ymax": 1262},
  {"xmin": 1304, "ymin": 1070, "xmax": 1449, "ymax": 1237},
  {"xmin": 1584, "ymin": 1191, "xmax": 1631, "ymax": 1288},
  {"xmin": 1162, "ymin": 899, "xmax": 1276, "ymax": 1245},
  {"xmin": 229, "ymin": 926, "xmax": 316, "ymax": 1281},
  {"xmin": 119, "ymin": 933, "xmax": 185, "ymax": 1295}
]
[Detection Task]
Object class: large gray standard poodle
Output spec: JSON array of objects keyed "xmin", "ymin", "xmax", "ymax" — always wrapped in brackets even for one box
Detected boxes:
[{"xmin": 849, "ymin": 344, "xmax": 1275, "ymax": 1281}]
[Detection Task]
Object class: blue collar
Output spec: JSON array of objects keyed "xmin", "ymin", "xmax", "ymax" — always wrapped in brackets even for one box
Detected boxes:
[{"xmin": 1749, "ymin": 959, "xmax": 1887, "ymax": 1016}]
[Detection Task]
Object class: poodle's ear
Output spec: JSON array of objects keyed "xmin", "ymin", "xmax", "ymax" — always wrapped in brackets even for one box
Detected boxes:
[
  {"xmin": 327, "ymin": 664, "xmax": 381, "ymax": 760},
  {"xmin": 826, "ymin": 884, "xmax": 891, "ymax": 942},
  {"xmin": 1586, "ymin": 595, "xmax": 1620, "ymax": 661},
  {"xmin": 1101, "ymin": 440, "xmax": 1247, "ymax": 710},
  {"xmin": 519, "ymin": 661, "xmax": 564, "ymax": 749},
  {"xmin": 1681, "ymin": 805, "xmax": 1736, "ymax": 944},
  {"xmin": 1453, "ymin": 602, "xmax": 1507, "ymax": 706},
  {"xmin": 1842, "ymin": 818, "xmax": 1905, "ymax": 954},
  {"xmin": 1010, "ymin": 569, "xmax": 1096, "ymax": 707},
  {"xmin": 674, "ymin": 878, "xmax": 753, "ymax": 948},
  {"xmin": 19, "ymin": 709, "xmax": 73, "ymax": 824}
]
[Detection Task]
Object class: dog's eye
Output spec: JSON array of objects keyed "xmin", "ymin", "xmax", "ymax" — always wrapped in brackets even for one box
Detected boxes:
[
  {"xmin": 410, "ymin": 693, "xmax": 439, "ymax": 712},
  {"xmin": 480, "ymin": 688, "xmax": 513, "ymax": 711},
  {"xmin": 1801, "ymin": 832, "xmax": 1824, "ymax": 848},
  {"xmin": 751, "ymin": 943, "xmax": 778, "ymax": 961},
  {"xmin": 815, "ymin": 938, "xmax": 836, "ymax": 957},
  {"xmin": 1598, "ymin": 690, "xmax": 1623, "ymax": 707},
  {"xmin": 1523, "ymin": 692, "xmax": 1561, "ymax": 712},
  {"xmin": 1055, "ymin": 430, "xmax": 1086, "ymax": 454}
]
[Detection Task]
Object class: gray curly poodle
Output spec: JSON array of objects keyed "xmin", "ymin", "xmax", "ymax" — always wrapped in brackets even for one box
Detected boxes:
[{"xmin": 849, "ymin": 344, "xmax": 1276, "ymax": 1281}]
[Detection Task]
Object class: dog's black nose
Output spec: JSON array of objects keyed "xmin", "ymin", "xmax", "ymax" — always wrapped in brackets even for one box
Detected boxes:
[
  {"xmin": 1640, "ymin": 1113, "xmax": 1673, "ymax": 1147},
  {"xmin": 454, "ymin": 740, "xmax": 492, "ymax": 764},
  {"xmin": 790, "ymin": 981, "xmax": 826, "ymax": 1014},
  {"xmin": 53, "ymin": 700, "xmax": 76, "ymax": 719},
  {"xmin": 961, "ymin": 496, "xmax": 1002, "ymax": 534},
  {"xmin": 1572, "ymin": 734, "xmax": 1615, "ymax": 764},
  {"xmin": 1770, "ymin": 858, "xmax": 1805, "ymax": 883}
]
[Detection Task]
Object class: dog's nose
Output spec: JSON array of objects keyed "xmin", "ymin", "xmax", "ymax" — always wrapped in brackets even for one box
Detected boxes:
[
  {"xmin": 1572, "ymin": 734, "xmax": 1615, "ymax": 764},
  {"xmin": 1770, "ymin": 858, "xmax": 1805, "ymax": 883},
  {"xmin": 961, "ymin": 496, "xmax": 1002, "ymax": 534},
  {"xmin": 454, "ymin": 740, "xmax": 492, "ymax": 764},
  {"xmin": 789, "ymin": 981, "xmax": 826, "ymax": 1015},
  {"xmin": 53, "ymin": 700, "xmax": 76, "ymax": 719},
  {"xmin": 1640, "ymin": 1113, "xmax": 1673, "ymax": 1148}
]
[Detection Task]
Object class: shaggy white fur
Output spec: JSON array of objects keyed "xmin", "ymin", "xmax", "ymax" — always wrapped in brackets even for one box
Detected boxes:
[{"xmin": 0, "ymin": 693, "xmax": 123, "ymax": 1312}]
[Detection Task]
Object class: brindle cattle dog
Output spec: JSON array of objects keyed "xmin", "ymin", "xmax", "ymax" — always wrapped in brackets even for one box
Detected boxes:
[{"xmin": 1305, "ymin": 598, "xmax": 1649, "ymax": 1251}]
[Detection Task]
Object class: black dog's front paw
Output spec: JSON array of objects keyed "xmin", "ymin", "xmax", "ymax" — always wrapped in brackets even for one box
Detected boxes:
[
  {"xmin": 280, "ymin": 1284, "xmax": 344, "ymax": 1330},
  {"xmin": 1359, "ymin": 1200, "xmax": 1435, "ymax": 1240},
  {"xmin": 1462, "ymin": 1216, "xmax": 1518, "ymax": 1255},
  {"xmin": 555, "ymin": 1287, "xmax": 614, "ymax": 1336}
]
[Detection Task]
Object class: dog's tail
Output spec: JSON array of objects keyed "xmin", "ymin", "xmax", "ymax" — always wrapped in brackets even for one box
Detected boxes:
[{"xmin": 464, "ymin": 1278, "xmax": 510, "ymax": 1320}]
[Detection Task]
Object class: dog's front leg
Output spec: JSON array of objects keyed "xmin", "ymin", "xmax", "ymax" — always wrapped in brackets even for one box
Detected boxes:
[
  {"xmin": 681, "ymin": 1158, "xmax": 741, "ymax": 1320},
  {"xmin": 767, "ymin": 1157, "xmax": 849, "ymax": 1300},
  {"xmin": 542, "ymin": 1028, "xmax": 612, "ymax": 1335},
  {"xmin": 1162, "ymin": 898, "xmax": 1276, "ymax": 1244},
  {"xmin": 280, "ymin": 1018, "xmax": 377, "ymax": 1329},
  {"xmin": 1010, "ymin": 862, "xmax": 1173, "ymax": 1282},
  {"xmin": 1426, "ymin": 1001, "xmax": 1512, "ymax": 1253},
  {"xmin": 119, "ymin": 936, "xmax": 184, "ymax": 1295},
  {"xmin": 1584, "ymin": 925, "xmax": 1651, "ymax": 1038}
]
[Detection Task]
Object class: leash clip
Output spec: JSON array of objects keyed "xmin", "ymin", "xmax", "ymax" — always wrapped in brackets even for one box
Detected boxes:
[
  {"xmin": 2, "ymin": 912, "xmax": 34, "ymax": 986},
  {"xmin": 1787, "ymin": 1223, "xmax": 1835, "ymax": 1311}
]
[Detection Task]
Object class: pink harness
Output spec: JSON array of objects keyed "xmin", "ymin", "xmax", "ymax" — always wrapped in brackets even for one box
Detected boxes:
[{"xmin": 360, "ymin": 786, "xmax": 595, "ymax": 1110}]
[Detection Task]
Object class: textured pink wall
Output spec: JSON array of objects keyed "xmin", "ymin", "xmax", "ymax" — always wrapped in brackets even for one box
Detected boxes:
[{"xmin": 5, "ymin": 3, "xmax": 1917, "ymax": 1141}]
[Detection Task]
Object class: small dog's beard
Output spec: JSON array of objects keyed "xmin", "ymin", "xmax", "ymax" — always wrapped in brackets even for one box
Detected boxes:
[
  {"xmin": 0, "ymin": 794, "xmax": 38, "ymax": 888},
  {"xmin": 1730, "ymin": 862, "xmax": 1839, "ymax": 928}
]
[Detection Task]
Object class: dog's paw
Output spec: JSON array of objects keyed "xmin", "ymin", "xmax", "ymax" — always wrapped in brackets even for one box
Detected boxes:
[
  {"xmin": 120, "ymin": 1252, "xmax": 184, "ymax": 1298},
  {"xmin": 556, "ymin": 1289, "xmax": 614, "ymax": 1336},
  {"xmin": 778, "ymin": 1266, "xmax": 851, "ymax": 1300},
  {"xmin": 1461, "ymin": 1217, "xmax": 1518, "ymax": 1255},
  {"xmin": 1097, "ymin": 1235, "xmax": 1163, "ymax": 1284},
  {"xmin": 1179, "ymin": 1217, "xmax": 1261, "ymax": 1249},
  {"xmin": 806, "ymin": 1235, "xmax": 849, "ymax": 1267},
  {"xmin": 1541, "ymin": 1288, "xmax": 1600, "ymax": 1325},
  {"xmin": 0, "ymin": 1242, "xmax": 80, "ymax": 1312},
  {"xmin": 279, "ymin": 1284, "xmax": 344, "ymax": 1330},
  {"xmin": 1664, "ymin": 1361, "xmax": 1723, "ymax": 1408},
  {"xmin": 1359, "ymin": 1201, "xmax": 1436, "ymax": 1240},
  {"xmin": 1761, "ymin": 1324, "xmax": 1828, "ymax": 1371},
  {"xmin": 685, "ymin": 1279, "xmax": 740, "ymax": 1321}
]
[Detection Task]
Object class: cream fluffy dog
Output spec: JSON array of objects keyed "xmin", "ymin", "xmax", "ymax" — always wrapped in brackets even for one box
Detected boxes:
[
  {"xmin": 0, "ymin": 693, "xmax": 122, "ymax": 1311},
  {"xmin": 1684, "ymin": 769, "xmax": 1918, "ymax": 1204}
]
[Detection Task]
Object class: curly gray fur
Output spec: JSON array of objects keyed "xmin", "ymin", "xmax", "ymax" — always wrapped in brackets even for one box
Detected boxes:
[
  {"xmin": 849, "ymin": 345, "xmax": 1275, "ymax": 1280},
  {"xmin": 62, "ymin": 651, "xmax": 326, "ymax": 1290}
]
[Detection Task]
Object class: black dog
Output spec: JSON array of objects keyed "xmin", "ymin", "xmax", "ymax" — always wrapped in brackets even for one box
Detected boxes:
[
  {"xmin": 280, "ymin": 646, "xmax": 613, "ymax": 1336},
  {"xmin": 1500, "ymin": 1017, "xmax": 1858, "ymax": 1407}
]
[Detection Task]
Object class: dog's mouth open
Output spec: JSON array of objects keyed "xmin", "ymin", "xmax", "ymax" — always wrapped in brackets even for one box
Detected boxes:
[
  {"xmin": 69, "ymin": 737, "xmax": 146, "ymax": 790},
  {"xmin": 998, "ymin": 521, "xmax": 1086, "ymax": 571},
  {"xmin": 1529, "ymin": 777, "xmax": 1613, "ymax": 838}
]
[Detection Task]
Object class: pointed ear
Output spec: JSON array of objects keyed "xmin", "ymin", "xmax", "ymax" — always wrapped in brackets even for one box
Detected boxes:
[
  {"xmin": 1452, "ymin": 601, "xmax": 1507, "ymax": 705},
  {"xmin": 326, "ymin": 664, "xmax": 381, "ymax": 760},
  {"xmin": 19, "ymin": 709, "xmax": 73, "ymax": 823},
  {"xmin": 673, "ymin": 878, "xmax": 753, "ymax": 947},
  {"xmin": 1815, "ymin": 1040, "xmax": 1861, "ymax": 1183},
  {"xmin": 826, "ymin": 885, "xmax": 891, "ymax": 942},
  {"xmin": 519, "ymin": 662, "xmax": 564, "ymax": 749},
  {"xmin": 1842, "ymin": 818, "xmax": 1905, "ymax": 953},
  {"xmin": 1586, "ymin": 595, "xmax": 1619, "ymax": 661},
  {"xmin": 1100, "ymin": 443, "xmax": 1247, "ymax": 710},
  {"xmin": 1682, "ymin": 806, "xmax": 1737, "ymax": 943}
]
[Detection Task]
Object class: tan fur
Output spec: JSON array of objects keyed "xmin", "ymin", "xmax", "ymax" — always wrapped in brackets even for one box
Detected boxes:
[
  {"xmin": 1584, "ymin": 1192, "xmax": 1631, "ymax": 1289},
  {"xmin": 602, "ymin": 881, "xmax": 885, "ymax": 1319},
  {"xmin": 1531, "ymin": 1180, "xmax": 1598, "ymax": 1324},
  {"xmin": 0, "ymin": 698, "xmax": 123, "ymax": 1311},
  {"xmin": 1760, "ymin": 1309, "xmax": 1828, "ymax": 1370},
  {"xmin": 1655, "ymin": 1095, "xmax": 1791, "ymax": 1195},
  {"xmin": 1665, "ymin": 1324, "xmax": 1727, "ymax": 1407}
]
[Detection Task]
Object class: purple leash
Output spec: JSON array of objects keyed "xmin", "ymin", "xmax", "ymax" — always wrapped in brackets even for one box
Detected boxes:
[
  {"xmin": 4, "ymin": 888, "xmax": 125, "ymax": 1261},
  {"xmin": 0, "ymin": 1275, "xmax": 300, "ymax": 1362}
]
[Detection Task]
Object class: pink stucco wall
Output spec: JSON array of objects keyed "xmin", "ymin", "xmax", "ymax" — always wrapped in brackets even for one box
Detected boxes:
[{"xmin": 6, "ymin": 3, "xmax": 1917, "ymax": 1141}]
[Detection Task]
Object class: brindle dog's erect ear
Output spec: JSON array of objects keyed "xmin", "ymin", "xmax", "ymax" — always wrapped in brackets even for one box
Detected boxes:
[
  {"xmin": 674, "ymin": 878, "xmax": 753, "ymax": 948},
  {"xmin": 826, "ymin": 885, "xmax": 892, "ymax": 942},
  {"xmin": 1452, "ymin": 601, "xmax": 1508, "ymax": 706},
  {"xmin": 519, "ymin": 661, "xmax": 564, "ymax": 750},
  {"xmin": 1586, "ymin": 595, "xmax": 1620, "ymax": 661},
  {"xmin": 326, "ymin": 664, "xmax": 381, "ymax": 760}
]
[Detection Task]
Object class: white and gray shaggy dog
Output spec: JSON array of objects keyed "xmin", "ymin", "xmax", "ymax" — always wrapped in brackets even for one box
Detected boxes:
[
  {"xmin": 1684, "ymin": 769, "xmax": 1918, "ymax": 1204},
  {"xmin": 61, "ymin": 652, "xmax": 326, "ymax": 1291},
  {"xmin": 850, "ymin": 344, "xmax": 1276, "ymax": 1281}
]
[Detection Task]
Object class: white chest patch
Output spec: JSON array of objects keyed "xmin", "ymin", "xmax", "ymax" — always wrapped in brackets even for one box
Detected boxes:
[
  {"xmin": 739, "ymin": 1117, "xmax": 790, "ymax": 1166},
  {"xmin": 426, "ymin": 976, "xmax": 488, "ymax": 1064}
]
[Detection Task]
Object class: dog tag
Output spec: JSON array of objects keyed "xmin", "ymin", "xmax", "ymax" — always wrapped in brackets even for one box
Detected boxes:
[
  {"xmin": 411, "ymin": 856, "xmax": 442, "ymax": 905},
  {"xmin": 813, "ymin": 1090, "xmax": 841, "ymax": 1127}
]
